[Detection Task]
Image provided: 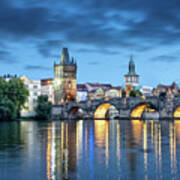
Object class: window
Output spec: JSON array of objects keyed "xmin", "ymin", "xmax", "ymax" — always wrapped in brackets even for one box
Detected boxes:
[
  {"xmin": 34, "ymin": 92, "xmax": 38, "ymax": 96},
  {"xmin": 68, "ymin": 81, "xmax": 72, "ymax": 88},
  {"xmin": 33, "ymin": 85, "xmax": 38, "ymax": 89}
]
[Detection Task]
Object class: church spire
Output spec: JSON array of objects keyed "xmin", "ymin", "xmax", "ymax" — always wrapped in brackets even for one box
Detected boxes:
[
  {"xmin": 129, "ymin": 55, "xmax": 135, "ymax": 75},
  {"xmin": 60, "ymin": 47, "xmax": 70, "ymax": 65}
]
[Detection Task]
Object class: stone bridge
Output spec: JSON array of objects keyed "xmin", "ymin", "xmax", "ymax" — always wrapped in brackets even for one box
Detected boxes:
[{"xmin": 52, "ymin": 96, "xmax": 180, "ymax": 120}]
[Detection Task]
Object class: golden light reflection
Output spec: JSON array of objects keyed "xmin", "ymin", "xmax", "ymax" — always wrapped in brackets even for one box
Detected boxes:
[
  {"xmin": 94, "ymin": 120, "xmax": 107, "ymax": 148},
  {"xmin": 151, "ymin": 120, "xmax": 154, "ymax": 148},
  {"xmin": 174, "ymin": 107, "xmax": 180, "ymax": 118},
  {"xmin": 131, "ymin": 120, "xmax": 143, "ymax": 145},
  {"xmin": 117, "ymin": 123, "xmax": 120, "ymax": 168},
  {"xmin": 143, "ymin": 122, "xmax": 148, "ymax": 172},
  {"xmin": 154, "ymin": 123, "xmax": 158, "ymax": 176},
  {"xmin": 94, "ymin": 103, "xmax": 112, "ymax": 119},
  {"xmin": 105, "ymin": 121, "xmax": 109, "ymax": 168},
  {"xmin": 158, "ymin": 124, "xmax": 162, "ymax": 177},
  {"xmin": 131, "ymin": 104, "xmax": 149, "ymax": 119},
  {"xmin": 174, "ymin": 120, "xmax": 180, "ymax": 140},
  {"xmin": 169, "ymin": 122, "xmax": 177, "ymax": 175},
  {"xmin": 46, "ymin": 123, "xmax": 56, "ymax": 180}
]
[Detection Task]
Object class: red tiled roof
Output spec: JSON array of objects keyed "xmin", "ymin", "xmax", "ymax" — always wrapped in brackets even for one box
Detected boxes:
[
  {"xmin": 89, "ymin": 89, "xmax": 96, "ymax": 93},
  {"xmin": 86, "ymin": 83, "xmax": 112, "ymax": 88},
  {"xmin": 158, "ymin": 83, "xmax": 178, "ymax": 91},
  {"xmin": 77, "ymin": 84, "xmax": 88, "ymax": 91},
  {"xmin": 110, "ymin": 86, "xmax": 121, "ymax": 90}
]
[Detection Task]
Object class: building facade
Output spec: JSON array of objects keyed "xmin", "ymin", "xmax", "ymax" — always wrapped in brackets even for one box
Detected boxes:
[
  {"xmin": 140, "ymin": 85, "xmax": 153, "ymax": 97},
  {"xmin": 54, "ymin": 48, "xmax": 77, "ymax": 104},
  {"xmin": 77, "ymin": 84, "xmax": 88, "ymax": 102},
  {"xmin": 153, "ymin": 82, "xmax": 179, "ymax": 98},
  {"xmin": 41, "ymin": 78, "xmax": 54, "ymax": 104},
  {"xmin": 20, "ymin": 75, "xmax": 41, "ymax": 116}
]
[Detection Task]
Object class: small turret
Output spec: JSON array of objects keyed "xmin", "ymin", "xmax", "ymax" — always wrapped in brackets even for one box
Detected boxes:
[{"xmin": 71, "ymin": 57, "xmax": 74, "ymax": 65}]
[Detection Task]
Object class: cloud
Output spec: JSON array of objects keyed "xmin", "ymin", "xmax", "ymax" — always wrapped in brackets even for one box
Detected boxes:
[
  {"xmin": 0, "ymin": 50, "xmax": 17, "ymax": 63},
  {"xmin": 76, "ymin": 48, "xmax": 119, "ymax": 55},
  {"xmin": 36, "ymin": 40, "xmax": 62, "ymax": 58},
  {"xmin": 24, "ymin": 65, "xmax": 51, "ymax": 71},
  {"xmin": 0, "ymin": 0, "xmax": 180, "ymax": 61},
  {"xmin": 88, "ymin": 61, "xmax": 100, "ymax": 65},
  {"xmin": 0, "ymin": 0, "xmax": 179, "ymax": 49},
  {"xmin": 150, "ymin": 55, "xmax": 179, "ymax": 63}
]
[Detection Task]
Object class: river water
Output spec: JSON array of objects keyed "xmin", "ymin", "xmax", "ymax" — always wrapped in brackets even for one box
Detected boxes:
[{"xmin": 0, "ymin": 120, "xmax": 180, "ymax": 180}]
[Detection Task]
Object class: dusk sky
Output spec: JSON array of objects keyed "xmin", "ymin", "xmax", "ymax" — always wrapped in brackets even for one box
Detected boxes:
[{"xmin": 1, "ymin": 0, "xmax": 180, "ymax": 87}]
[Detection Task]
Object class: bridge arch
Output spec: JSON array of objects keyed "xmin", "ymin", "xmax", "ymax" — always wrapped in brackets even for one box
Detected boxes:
[
  {"xmin": 68, "ymin": 106, "xmax": 84, "ymax": 119},
  {"xmin": 130, "ymin": 102, "xmax": 158, "ymax": 119},
  {"xmin": 173, "ymin": 106, "xmax": 180, "ymax": 119},
  {"xmin": 94, "ymin": 103, "xmax": 119, "ymax": 119}
]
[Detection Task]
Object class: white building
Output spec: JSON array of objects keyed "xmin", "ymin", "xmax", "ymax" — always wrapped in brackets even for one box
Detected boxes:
[
  {"xmin": 20, "ymin": 75, "xmax": 41, "ymax": 117},
  {"xmin": 41, "ymin": 79, "xmax": 54, "ymax": 104},
  {"xmin": 77, "ymin": 84, "xmax": 88, "ymax": 102},
  {"xmin": 140, "ymin": 85, "xmax": 153, "ymax": 97}
]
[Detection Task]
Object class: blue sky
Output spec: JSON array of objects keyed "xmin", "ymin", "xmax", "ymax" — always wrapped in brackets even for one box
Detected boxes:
[{"xmin": 0, "ymin": 0, "xmax": 180, "ymax": 87}]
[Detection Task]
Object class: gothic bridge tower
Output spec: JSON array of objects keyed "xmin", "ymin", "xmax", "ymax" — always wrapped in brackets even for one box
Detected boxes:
[{"xmin": 54, "ymin": 48, "xmax": 77, "ymax": 104}]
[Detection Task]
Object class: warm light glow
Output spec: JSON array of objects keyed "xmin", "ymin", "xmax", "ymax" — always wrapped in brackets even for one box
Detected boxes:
[
  {"xmin": 105, "ymin": 122, "xmax": 109, "ymax": 168},
  {"xmin": 94, "ymin": 120, "xmax": 107, "ymax": 148},
  {"xmin": 169, "ymin": 123, "xmax": 177, "ymax": 175},
  {"xmin": 131, "ymin": 104, "xmax": 149, "ymax": 118},
  {"xmin": 46, "ymin": 123, "xmax": 56, "ymax": 180},
  {"xmin": 143, "ymin": 122, "xmax": 148, "ymax": 172},
  {"xmin": 174, "ymin": 120, "xmax": 180, "ymax": 139},
  {"xmin": 131, "ymin": 120, "xmax": 143, "ymax": 145},
  {"xmin": 94, "ymin": 103, "xmax": 112, "ymax": 119},
  {"xmin": 116, "ymin": 123, "xmax": 120, "ymax": 168},
  {"xmin": 173, "ymin": 107, "xmax": 180, "ymax": 118},
  {"xmin": 151, "ymin": 120, "xmax": 154, "ymax": 148}
]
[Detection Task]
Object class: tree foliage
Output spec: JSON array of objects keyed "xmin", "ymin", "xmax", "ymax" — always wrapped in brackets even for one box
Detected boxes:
[
  {"xmin": 129, "ymin": 90, "xmax": 137, "ymax": 97},
  {"xmin": 0, "ymin": 78, "xmax": 7, "ymax": 99},
  {"xmin": 8, "ymin": 78, "xmax": 29, "ymax": 115},
  {"xmin": 129, "ymin": 90, "xmax": 142, "ymax": 97},
  {"xmin": 35, "ymin": 95, "xmax": 52, "ymax": 120},
  {"xmin": 0, "ymin": 98, "xmax": 17, "ymax": 120},
  {"xmin": 0, "ymin": 77, "xmax": 29, "ymax": 120}
]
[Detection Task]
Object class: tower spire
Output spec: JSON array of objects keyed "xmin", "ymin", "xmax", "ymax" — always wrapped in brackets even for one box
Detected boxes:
[
  {"xmin": 60, "ymin": 47, "xmax": 70, "ymax": 65},
  {"xmin": 129, "ymin": 55, "xmax": 135, "ymax": 74}
]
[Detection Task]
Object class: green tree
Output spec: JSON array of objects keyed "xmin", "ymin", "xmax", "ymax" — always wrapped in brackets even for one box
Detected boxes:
[
  {"xmin": 129, "ymin": 90, "xmax": 137, "ymax": 97},
  {"xmin": 129, "ymin": 90, "xmax": 143, "ymax": 97},
  {"xmin": 136, "ymin": 90, "xmax": 142, "ymax": 96},
  {"xmin": 35, "ymin": 95, "xmax": 52, "ymax": 120},
  {"xmin": 7, "ymin": 78, "xmax": 29, "ymax": 116},
  {"xmin": 0, "ymin": 78, "xmax": 7, "ymax": 99},
  {"xmin": 0, "ymin": 98, "xmax": 17, "ymax": 120}
]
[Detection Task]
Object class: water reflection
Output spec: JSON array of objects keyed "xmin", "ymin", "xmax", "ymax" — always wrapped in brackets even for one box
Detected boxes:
[{"xmin": 0, "ymin": 120, "xmax": 180, "ymax": 180}]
